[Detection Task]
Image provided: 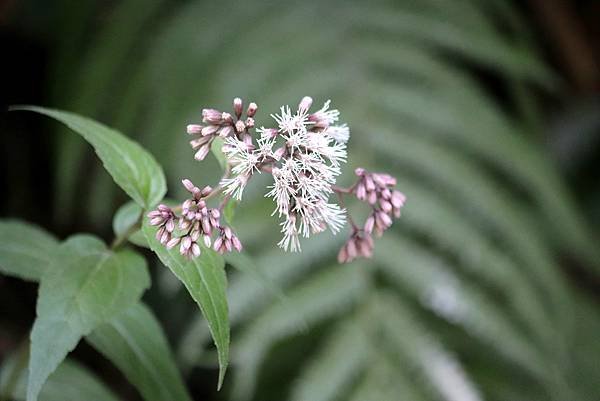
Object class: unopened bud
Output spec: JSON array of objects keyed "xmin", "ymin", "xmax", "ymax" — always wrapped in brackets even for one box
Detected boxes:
[
  {"xmin": 187, "ymin": 124, "xmax": 202, "ymax": 134},
  {"xmin": 235, "ymin": 120, "xmax": 246, "ymax": 133},
  {"xmin": 182, "ymin": 179, "xmax": 195, "ymax": 192},
  {"xmin": 219, "ymin": 125, "xmax": 233, "ymax": 137},
  {"xmin": 233, "ymin": 98, "xmax": 243, "ymax": 118},
  {"xmin": 246, "ymin": 102, "xmax": 258, "ymax": 117},
  {"xmin": 245, "ymin": 117, "xmax": 255, "ymax": 128},
  {"xmin": 202, "ymin": 108, "xmax": 222, "ymax": 124},
  {"xmin": 201, "ymin": 125, "xmax": 219, "ymax": 136},
  {"xmin": 194, "ymin": 144, "xmax": 211, "ymax": 161},
  {"xmin": 298, "ymin": 96, "xmax": 313, "ymax": 113}
]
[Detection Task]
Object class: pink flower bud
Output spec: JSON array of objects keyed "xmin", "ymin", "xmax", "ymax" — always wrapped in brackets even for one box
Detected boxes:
[
  {"xmin": 187, "ymin": 124, "xmax": 202, "ymax": 134},
  {"xmin": 364, "ymin": 215, "xmax": 375, "ymax": 234},
  {"xmin": 245, "ymin": 117, "xmax": 255, "ymax": 128},
  {"xmin": 337, "ymin": 245, "xmax": 349, "ymax": 263},
  {"xmin": 219, "ymin": 125, "xmax": 233, "ymax": 137},
  {"xmin": 213, "ymin": 237, "xmax": 223, "ymax": 252},
  {"xmin": 194, "ymin": 144, "xmax": 211, "ymax": 161},
  {"xmin": 365, "ymin": 176, "xmax": 375, "ymax": 191},
  {"xmin": 235, "ymin": 120, "xmax": 246, "ymax": 133},
  {"xmin": 347, "ymin": 238, "xmax": 357, "ymax": 259},
  {"xmin": 356, "ymin": 184, "xmax": 367, "ymax": 201},
  {"xmin": 380, "ymin": 199, "xmax": 392, "ymax": 213},
  {"xmin": 298, "ymin": 96, "xmax": 313, "ymax": 113},
  {"xmin": 232, "ymin": 236, "xmax": 243, "ymax": 252},
  {"xmin": 191, "ymin": 243, "xmax": 201, "ymax": 257},
  {"xmin": 367, "ymin": 191, "xmax": 377, "ymax": 205},
  {"xmin": 202, "ymin": 108, "xmax": 222, "ymax": 124},
  {"xmin": 355, "ymin": 168, "xmax": 366, "ymax": 176},
  {"xmin": 166, "ymin": 237, "xmax": 180, "ymax": 249},
  {"xmin": 200, "ymin": 186, "xmax": 213, "ymax": 197},
  {"xmin": 181, "ymin": 236, "xmax": 192, "ymax": 252},
  {"xmin": 233, "ymin": 98, "xmax": 243, "ymax": 118},
  {"xmin": 221, "ymin": 112, "xmax": 233, "ymax": 123},
  {"xmin": 201, "ymin": 125, "xmax": 219, "ymax": 136},
  {"xmin": 247, "ymin": 102, "xmax": 258, "ymax": 117},
  {"xmin": 391, "ymin": 191, "xmax": 406, "ymax": 208}
]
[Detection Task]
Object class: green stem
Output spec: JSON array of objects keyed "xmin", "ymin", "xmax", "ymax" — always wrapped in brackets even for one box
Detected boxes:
[{"xmin": 110, "ymin": 216, "xmax": 142, "ymax": 250}]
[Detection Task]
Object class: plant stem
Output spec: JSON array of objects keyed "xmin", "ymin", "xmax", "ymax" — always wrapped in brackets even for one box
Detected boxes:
[
  {"xmin": 110, "ymin": 216, "xmax": 142, "ymax": 250},
  {"xmin": 334, "ymin": 188, "xmax": 359, "ymax": 231}
]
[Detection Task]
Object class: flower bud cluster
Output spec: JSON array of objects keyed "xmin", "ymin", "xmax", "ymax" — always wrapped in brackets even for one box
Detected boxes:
[
  {"xmin": 187, "ymin": 97, "xmax": 258, "ymax": 161},
  {"xmin": 337, "ymin": 168, "xmax": 406, "ymax": 263},
  {"xmin": 147, "ymin": 179, "xmax": 242, "ymax": 259}
]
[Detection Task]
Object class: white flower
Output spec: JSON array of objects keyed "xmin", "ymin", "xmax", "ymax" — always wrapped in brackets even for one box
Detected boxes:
[
  {"xmin": 272, "ymin": 105, "xmax": 308, "ymax": 134},
  {"xmin": 309, "ymin": 100, "xmax": 340, "ymax": 127},
  {"xmin": 220, "ymin": 137, "xmax": 260, "ymax": 200},
  {"xmin": 323, "ymin": 124, "xmax": 350, "ymax": 143},
  {"xmin": 278, "ymin": 214, "xmax": 301, "ymax": 252}
]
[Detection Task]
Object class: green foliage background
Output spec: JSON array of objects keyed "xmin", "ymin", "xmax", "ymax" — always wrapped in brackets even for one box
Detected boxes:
[{"xmin": 2, "ymin": 0, "xmax": 600, "ymax": 400}]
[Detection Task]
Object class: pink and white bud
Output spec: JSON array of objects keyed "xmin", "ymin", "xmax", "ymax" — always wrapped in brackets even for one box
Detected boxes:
[
  {"xmin": 187, "ymin": 124, "xmax": 203, "ymax": 134},
  {"xmin": 245, "ymin": 117, "xmax": 255, "ymax": 128},
  {"xmin": 218, "ymin": 125, "xmax": 233, "ymax": 137},
  {"xmin": 246, "ymin": 102, "xmax": 258, "ymax": 117},
  {"xmin": 182, "ymin": 179, "xmax": 196, "ymax": 193},
  {"xmin": 201, "ymin": 125, "xmax": 219, "ymax": 136},
  {"xmin": 200, "ymin": 186, "xmax": 213, "ymax": 197},
  {"xmin": 221, "ymin": 112, "xmax": 233, "ymax": 123},
  {"xmin": 194, "ymin": 144, "xmax": 211, "ymax": 161},
  {"xmin": 298, "ymin": 96, "xmax": 313, "ymax": 113},
  {"xmin": 232, "ymin": 236, "xmax": 243, "ymax": 252},
  {"xmin": 202, "ymin": 108, "xmax": 222, "ymax": 124},
  {"xmin": 191, "ymin": 243, "xmax": 201, "ymax": 257},
  {"xmin": 166, "ymin": 237, "xmax": 180, "ymax": 249},
  {"xmin": 364, "ymin": 215, "xmax": 375, "ymax": 234},
  {"xmin": 233, "ymin": 98, "xmax": 243, "ymax": 118},
  {"xmin": 235, "ymin": 120, "xmax": 246, "ymax": 133}
]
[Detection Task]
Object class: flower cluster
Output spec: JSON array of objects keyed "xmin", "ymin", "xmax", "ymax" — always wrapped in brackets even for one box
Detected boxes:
[
  {"xmin": 337, "ymin": 168, "xmax": 406, "ymax": 263},
  {"xmin": 148, "ymin": 179, "xmax": 241, "ymax": 258},
  {"xmin": 148, "ymin": 96, "xmax": 406, "ymax": 263}
]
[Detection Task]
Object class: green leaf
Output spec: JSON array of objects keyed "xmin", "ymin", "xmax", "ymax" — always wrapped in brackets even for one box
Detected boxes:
[
  {"xmin": 86, "ymin": 302, "xmax": 193, "ymax": 401},
  {"xmin": 223, "ymin": 199, "xmax": 237, "ymax": 225},
  {"xmin": 142, "ymin": 221, "xmax": 229, "ymax": 389},
  {"xmin": 27, "ymin": 235, "xmax": 150, "ymax": 401},
  {"xmin": 0, "ymin": 353, "xmax": 121, "ymax": 401},
  {"xmin": 11, "ymin": 106, "xmax": 166, "ymax": 209},
  {"xmin": 210, "ymin": 136, "xmax": 228, "ymax": 170},
  {"xmin": 0, "ymin": 220, "xmax": 58, "ymax": 282},
  {"xmin": 112, "ymin": 201, "xmax": 148, "ymax": 248}
]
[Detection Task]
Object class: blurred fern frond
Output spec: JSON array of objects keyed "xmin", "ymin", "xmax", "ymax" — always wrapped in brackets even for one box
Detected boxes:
[{"xmin": 37, "ymin": 0, "xmax": 600, "ymax": 400}]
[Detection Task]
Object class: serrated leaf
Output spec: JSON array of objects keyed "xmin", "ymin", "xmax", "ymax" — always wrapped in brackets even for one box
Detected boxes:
[
  {"xmin": 27, "ymin": 235, "xmax": 150, "ymax": 401},
  {"xmin": 0, "ymin": 220, "xmax": 58, "ymax": 282},
  {"xmin": 86, "ymin": 302, "xmax": 193, "ymax": 401},
  {"xmin": 112, "ymin": 201, "xmax": 148, "ymax": 248},
  {"xmin": 0, "ymin": 353, "xmax": 121, "ymax": 401},
  {"xmin": 11, "ymin": 106, "xmax": 166, "ymax": 209},
  {"xmin": 142, "ymin": 221, "xmax": 229, "ymax": 389}
]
